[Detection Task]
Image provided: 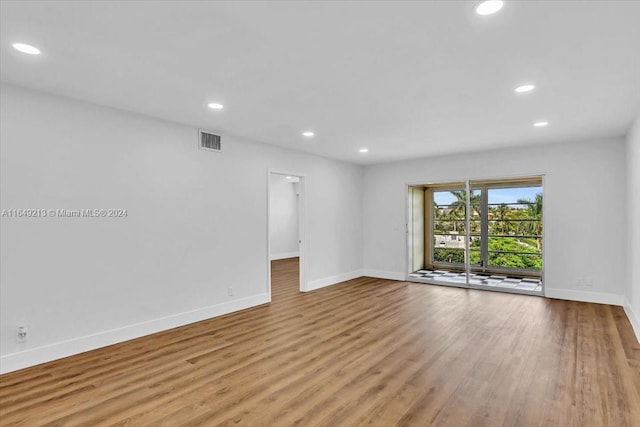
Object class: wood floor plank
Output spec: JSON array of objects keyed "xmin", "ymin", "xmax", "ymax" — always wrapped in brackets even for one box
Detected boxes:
[{"xmin": 1, "ymin": 257, "xmax": 639, "ymax": 426}]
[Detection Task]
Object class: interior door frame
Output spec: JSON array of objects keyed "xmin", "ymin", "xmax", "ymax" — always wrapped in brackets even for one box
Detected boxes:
[{"xmin": 267, "ymin": 169, "xmax": 307, "ymax": 301}]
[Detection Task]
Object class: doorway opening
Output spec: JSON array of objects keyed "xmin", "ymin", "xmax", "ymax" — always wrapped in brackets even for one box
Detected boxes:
[
  {"xmin": 267, "ymin": 171, "xmax": 305, "ymax": 301},
  {"xmin": 407, "ymin": 176, "xmax": 544, "ymax": 296}
]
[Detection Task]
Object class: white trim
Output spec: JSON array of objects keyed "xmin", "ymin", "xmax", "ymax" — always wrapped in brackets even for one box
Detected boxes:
[
  {"xmin": 363, "ymin": 269, "xmax": 405, "ymax": 281},
  {"xmin": 266, "ymin": 169, "xmax": 272, "ymax": 301},
  {"xmin": 306, "ymin": 270, "xmax": 362, "ymax": 292},
  {"xmin": 0, "ymin": 293, "xmax": 269, "ymax": 374},
  {"xmin": 267, "ymin": 169, "xmax": 306, "ymax": 294},
  {"xmin": 623, "ymin": 296, "xmax": 640, "ymax": 344},
  {"xmin": 545, "ymin": 288, "xmax": 623, "ymax": 306},
  {"xmin": 298, "ymin": 177, "xmax": 306, "ymax": 291},
  {"xmin": 270, "ymin": 252, "xmax": 300, "ymax": 261},
  {"xmin": 404, "ymin": 184, "xmax": 409, "ymax": 278},
  {"xmin": 540, "ymin": 175, "xmax": 546, "ymax": 296},
  {"xmin": 465, "ymin": 179, "xmax": 471, "ymax": 285}
]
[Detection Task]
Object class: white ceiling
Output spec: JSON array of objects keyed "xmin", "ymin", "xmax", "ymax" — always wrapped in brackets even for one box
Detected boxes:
[{"xmin": 1, "ymin": 0, "xmax": 639, "ymax": 165}]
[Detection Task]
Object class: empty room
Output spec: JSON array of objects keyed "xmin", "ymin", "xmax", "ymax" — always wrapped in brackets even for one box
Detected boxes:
[{"xmin": 1, "ymin": 1, "xmax": 639, "ymax": 426}]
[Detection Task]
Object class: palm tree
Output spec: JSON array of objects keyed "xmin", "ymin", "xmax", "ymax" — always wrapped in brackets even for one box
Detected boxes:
[
  {"xmin": 449, "ymin": 190, "xmax": 481, "ymax": 217},
  {"xmin": 448, "ymin": 190, "xmax": 480, "ymax": 236},
  {"xmin": 447, "ymin": 190, "xmax": 481, "ymax": 234},
  {"xmin": 517, "ymin": 193, "xmax": 543, "ymax": 250},
  {"xmin": 448, "ymin": 207, "xmax": 463, "ymax": 232},
  {"xmin": 494, "ymin": 203, "xmax": 510, "ymax": 234},
  {"xmin": 517, "ymin": 193, "xmax": 543, "ymax": 217},
  {"xmin": 433, "ymin": 201, "xmax": 450, "ymax": 233}
]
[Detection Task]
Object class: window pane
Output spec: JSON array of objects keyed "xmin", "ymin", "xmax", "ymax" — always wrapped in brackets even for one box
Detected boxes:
[
  {"xmin": 433, "ymin": 189, "xmax": 472, "ymax": 266},
  {"xmin": 469, "ymin": 247, "xmax": 481, "ymax": 266},
  {"xmin": 433, "ymin": 248, "xmax": 466, "ymax": 264},
  {"xmin": 429, "ymin": 182, "xmax": 542, "ymax": 274},
  {"xmin": 487, "ymin": 186, "xmax": 543, "ymax": 270}
]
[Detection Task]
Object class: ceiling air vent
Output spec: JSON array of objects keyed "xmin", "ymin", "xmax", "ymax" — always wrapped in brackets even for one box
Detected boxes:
[{"xmin": 199, "ymin": 130, "xmax": 222, "ymax": 152}]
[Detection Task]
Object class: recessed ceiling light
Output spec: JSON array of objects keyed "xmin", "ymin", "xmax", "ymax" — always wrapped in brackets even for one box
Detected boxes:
[
  {"xmin": 286, "ymin": 176, "xmax": 292, "ymax": 179},
  {"xmin": 515, "ymin": 84, "xmax": 536, "ymax": 93},
  {"xmin": 302, "ymin": 131, "xmax": 314, "ymax": 137},
  {"xmin": 207, "ymin": 103, "xmax": 224, "ymax": 110},
  {"xmin": 359, "ymin": 148, "xmax": 369, "ymax": 153},
  {"xmin": 12, "ymin": 43, "xmax": 41, "ymax": 55},
  {"xmin": 475, "ymin": 0, "xmax": 504, "ymax": 16},
  {"xmin": 534, "ymin": 121, "xmax": 549, "ymax": 127}
]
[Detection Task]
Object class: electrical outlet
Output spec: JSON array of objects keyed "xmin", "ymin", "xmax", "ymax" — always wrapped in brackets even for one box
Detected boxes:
[
  {"xmin": 227, "ymin": 287, "xmax": 234, "ymax": 296},
  {"xmin": 575, "ymin": 277, "xmax": 593, "ymax": 288},
  {"xmin": 17, "ymin": 326, "xmax": 28, "ymax": 342}
]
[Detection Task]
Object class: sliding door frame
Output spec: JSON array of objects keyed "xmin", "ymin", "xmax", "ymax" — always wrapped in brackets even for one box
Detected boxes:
[{"xmin": 405, "ymin": 174, "xmax": 546, "ymax": 296}]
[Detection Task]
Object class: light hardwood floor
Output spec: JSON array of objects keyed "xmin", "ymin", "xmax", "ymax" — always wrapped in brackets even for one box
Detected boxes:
[{"xmin": 1, "ymin": 257, "xmax": 639, "ymax": 426}]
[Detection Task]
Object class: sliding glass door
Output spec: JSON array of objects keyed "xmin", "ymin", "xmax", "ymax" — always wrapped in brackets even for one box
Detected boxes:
[
  {"xmin": 408, "ymin": 176, "xmax": 543, "ymax": 295},
  {"xmin": 431, "ymin": 185, "xmax": 468, "ymax": 270}
]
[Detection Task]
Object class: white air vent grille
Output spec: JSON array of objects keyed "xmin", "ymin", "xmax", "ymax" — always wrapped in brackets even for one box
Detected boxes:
[{"xmin": 199, "ymin": 130, "xmax": 221, "ymax": 152}]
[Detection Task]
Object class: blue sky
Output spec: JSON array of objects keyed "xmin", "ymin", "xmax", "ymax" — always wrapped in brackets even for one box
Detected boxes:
[{"xmin": 434, "ymin": 186, "xmax": 542, "ymax": 206}]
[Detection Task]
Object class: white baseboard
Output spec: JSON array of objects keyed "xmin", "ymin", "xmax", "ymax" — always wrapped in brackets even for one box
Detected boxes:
[
  {"xmin": 623, "ymin": 296, "xmax": 640, "ymax": 344},
  {"xmin": 0, "ymin": 293, "xmax": 270, "ymax": 375},
  {"xmin": 545, "ymin": 288, "xmax": 623, "ymax": 306},
  {"xmin": 305, "ymin": 270, "xmax": 363, "ymax": 292},
  {"xmin": 270, "ymin": 252, "xmax": 299, "ymax": 261},
  {"xmin": 362, "ymin": 269, "xmax": 405, "ymax": 281},
  {"xmin": 4, "ymin": 284, "xmax": 636, "ymax": 374}
]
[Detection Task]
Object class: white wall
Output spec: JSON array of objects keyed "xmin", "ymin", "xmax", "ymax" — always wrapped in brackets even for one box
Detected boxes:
[
  {"xmin": 269, "ymin": 174, "xmax": 299, "ymax": 260},
  {"xmin": 626, "ymin": 113, "xmax": 640, "ymax": 340},
  {"xmin": 1, "ymin": 82, "xmax": 636, "ymax": 373},
  {"xmin": 363, "ymin": 138, "xmax": 628, "ymax": 305},
  {"xmin": 0, "ymin": 84, "xmax": 363, "ymax": 373}
]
